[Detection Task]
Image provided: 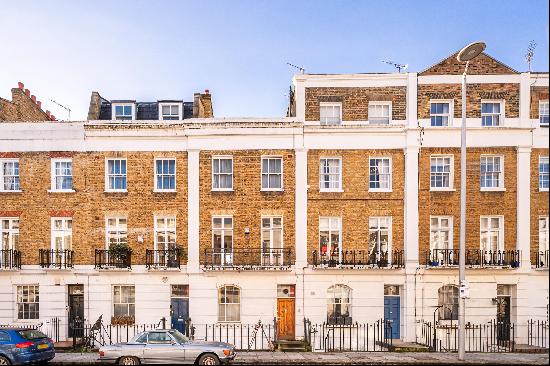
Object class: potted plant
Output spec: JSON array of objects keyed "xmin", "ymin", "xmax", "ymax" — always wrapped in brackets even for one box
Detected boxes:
[{"xmin": 109, "ymin": 242, "xmax": 131, "ymax": 267}]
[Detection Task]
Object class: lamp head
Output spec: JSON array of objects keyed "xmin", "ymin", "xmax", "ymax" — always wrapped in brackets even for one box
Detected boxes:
[{"xmin": 457, "ymin": 41, "xmax": 486, "ymax": 62}]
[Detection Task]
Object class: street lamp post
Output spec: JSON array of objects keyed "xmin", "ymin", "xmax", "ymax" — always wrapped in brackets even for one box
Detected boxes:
[{"xmin": 456, "ymin": 41, "xmax": 486, "ymax": 361}]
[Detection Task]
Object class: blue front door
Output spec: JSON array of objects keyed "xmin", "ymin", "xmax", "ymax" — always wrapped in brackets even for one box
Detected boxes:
[
  {"xmin": 170, "ymin": 298, "xmax": 189, "ymax": 334},
  {"xmin": 384, "ymin": 296, "xmax": 400, "ymax": 339}
]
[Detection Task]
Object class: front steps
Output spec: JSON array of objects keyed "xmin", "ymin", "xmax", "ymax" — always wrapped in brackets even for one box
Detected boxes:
[{"xmin": 274, "ymin": 339, "xmax": 311, "ymax": 352}]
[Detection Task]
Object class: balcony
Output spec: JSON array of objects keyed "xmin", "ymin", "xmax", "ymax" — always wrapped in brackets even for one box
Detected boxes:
[
  {"xmin": 532, "ymin": 250, "xmax": 549, "ymax": 269},
  {"xmin": 0, "ymin": 249, "xmax": 21, "ymax": 270},
  {"xmin": 311, "ymin": 249, "xmax": 404, "ymax": 269},
  {"xmin": 146, "ymin": 248, "xmax": 185, "ymax": 269},
  {"xmin": 39, "ymin": 249, "xmax": 74, "ymax": 269},
  {"xmin": 426, "ymin": 249, "xmax": 521, "ymax": 268},
  {"xmin": 95, "ymin": 249, "xmax": 132, "ymax": 270},
  {"xmin": 203, "ymin": 248, "xmax": 292, "ymax": 270}
]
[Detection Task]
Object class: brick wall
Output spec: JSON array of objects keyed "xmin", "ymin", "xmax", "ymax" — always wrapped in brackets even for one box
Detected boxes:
[
  {"xmin": 530, "ymin": 148, "xmax": 549, "ymax": 260},
  {"xmin": 417, "ymin": 83, "xmax": 520, "ymax": 119},
  {"xmin": 420, "ymin": 53, "xmax": 517, "ymax": 75},
  {"xmin": 530, "ymin": 86, "xmax": 549, "ymax": 119},
  {"xmin": 304, "ymin": 87, "xmax": 406, "ymax": 121},
  {"xmin": 418, "ymin": 147, "xmax": 518, "ymax": 264},
  {"xmin": 0, "ymin": 152, "xmax": 188, "ymax": 265},
  {"xmin": 198, "ymin": 150, "xmax": 295, "ymax": 264},
  {"xmin": 306, "ymin": 149, "xmax": 405, "ymax": 263}
]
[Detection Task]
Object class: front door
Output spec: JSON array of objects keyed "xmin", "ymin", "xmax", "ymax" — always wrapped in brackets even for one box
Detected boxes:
[
  {"xmin": 276, "ymin": 285, "xmax": 295, "ymax": 340},
  {"xmin": 384, "ymin": 285, "xmax": 401, "ymax": 340},
  {"xmin": 497, "ymin": 295, "xmax": 511, "ymax": 341},
  {"xmin": 68, "ymin": 285, "xmax": 84, "ymax": 338},
  {"xmin": 170, "ymin": 285, "xmax": 189, "ymax": 334}
]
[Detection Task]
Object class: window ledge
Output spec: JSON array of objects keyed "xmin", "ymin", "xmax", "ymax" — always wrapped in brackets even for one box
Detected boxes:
[
  {"xmin": 480, "ymin": 188, "xmax": 506, "ymax": 192},
  {"xmin": 369, "ymin": 189, "xmax": 393, "ymax": 193},
  {"xmin": 104, "ymin": 190, "xmax": 128, "ymax": 193},
  {"xmin": 153, "ymin": 189, "xmax": 177, "ymax": 193},
  {"xmin": 48, "ymin": 189, "xmax": 76, "ymax": 193},
  {"xmin": 540, "ymin": 188, "xmax": 549, "ymax": 192},
  {"xmin": 260, "ymin": 189, "xmax": 284, "ymax": 192},
  {"xmin": 320, "ymin": 189, "xmax": 344, "ymax": 193},
  {"xmin": 430, "ymin": 188, "xmax": 456, "ymax": 192},
  {"xmin": 212, "ymin": 189, "xmax": 234, "ymax": 192},
  {"xmin": 0, "ymin": 190, "xmax": 23, "ymax": 193}
]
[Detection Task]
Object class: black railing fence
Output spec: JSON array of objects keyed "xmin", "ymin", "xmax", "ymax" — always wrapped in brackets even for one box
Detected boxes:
[
  {"xmin": 0, "ymin": 249, "xmax": 21, "ymax": 269},
  {"xmin": 145, "ymin": 248, "xmax": 184, "ymax": 269},
  {"xmin": 528, "ymin": 320, "xmax": 549, "ymax": 349},
  {"xmin": 39, "ymin": 249, "xmax": 74, "ymax": 269},
  {"xmin": 95, "ymin": 249, "xmax": 132, "ymax": 269},
  {"xmin": 426, "ymin": 249, "xmax": 521, "ymax": 268},
  {"xmin": 312, "ymin": 250, "xmax": 404, "ymax": 268},
  {"xmin": 532, "ymin": 250, "xmax": 549, "ymax": 269},
  {"xmin": 307, "ymin": 319, "xmax": 392, "ymax": 352},
  {"xmin": 203, "ymin": 248, "xmax": 292, "ymax": 270},
  {"xmin": 202, "ymin": 320, "xmax": 276, "ymax": 351},
  {"xmin": 0, "ymin": 317, "xmax": 60, "ymax": 343}
]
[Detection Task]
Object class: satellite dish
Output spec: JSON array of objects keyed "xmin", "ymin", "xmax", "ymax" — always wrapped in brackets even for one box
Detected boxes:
[{"xmin": 457, "ymin": 41, "xmax": 486, "ymax": 62}]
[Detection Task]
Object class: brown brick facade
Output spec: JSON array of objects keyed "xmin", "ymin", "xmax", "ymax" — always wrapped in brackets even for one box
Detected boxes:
[
  {"xmin": 418, "ymin": 148, "xmax": 518, "ymax": 264},
  {"xmin": 530, "ymin": 148, "xmax": 549, "ymax": 259},
  {"xmin": 0, "ymin": 85, "xmax": 54, "ymax": 121},
  {"xmin": 530, "ymin": 86, "xmax": 549, "ymax": 119},
  {"xmin": 305, "ymin": 87, "xmax": 406, "ymax": 121},
  {"xmin": 420, "ymin": 52, "xmax": 517, "ymax": 75},
  {"xmin": 1, "ymin": 152, "xmax": 188, "ymax": 265}
]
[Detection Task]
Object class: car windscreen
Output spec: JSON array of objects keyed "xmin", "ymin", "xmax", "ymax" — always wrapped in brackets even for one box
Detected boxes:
[
  {"xmin": 168, "ymin": 330, "xmax": 189, "ymax": 344},
  {"xmin": 18, "ymin": 330, "xmax": 48, "ymax": 340}
]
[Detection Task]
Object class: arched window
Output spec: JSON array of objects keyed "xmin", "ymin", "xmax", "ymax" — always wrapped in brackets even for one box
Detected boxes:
[
  {"xmin": 327, "ymin": 285, "xmax": 352, "ymax": 325},
  {"xmin": 218, "ymin": 285, "xmax": 240, "ymax": 322},
  {"xmin": 438, "ymin": 285, "xmax": 458, "ymax": 320}
]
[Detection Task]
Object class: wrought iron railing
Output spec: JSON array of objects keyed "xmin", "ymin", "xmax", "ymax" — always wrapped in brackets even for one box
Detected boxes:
[
  {"xmin": 39, "ymin": 249, "xmax": 74, "ymax": 269},
  {"xmin": 146, "ymin": 248, "xmax": 184, "ymax": 269},
  {"xmin": 528, "ymin": 319, "xmax": 549, "ymax": 349},
  {"xmin": 95, "ymin": 249, "xmax": 132, "ymax": 269},
  {"xmin": 532, "ymin": 250, "xmax": 549, "ymax": 269},
  {"xmin": 203, "ymin": 248, "xmax": 292, "ymax": 270},
  {"xmin": 203, "ymin": 320, "xmax": 276, "ymax": 351},
  {"xmin": 426, "ymin": 249, "xmax": 520, "ymax": 268},
  {"xmin": 311, "ymin": 249, "xmax": 404, "ymax": 268},
  {"xmin": 0, "ymin": 249, "xmax": 21, "ymax": 269}
]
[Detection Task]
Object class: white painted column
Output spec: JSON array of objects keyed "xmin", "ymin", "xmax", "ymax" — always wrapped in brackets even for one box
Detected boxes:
[
  {"xmin": 519, "ymin": 72, "xmax": 531, "ymax": 127},
  {"xmin": 407, "ymin": 72, "xmax": 418, "ymax": 129},
  {"xmin": 517, "ymin": 147, "xmax": 531, "ymax": 268},
  {"xmin": 295, "ymin": 148, "xmax": 308, "ymax": 269},
  {"xmin": 187, "ymin": 149, "xmax": 200, "ymax": 273}
]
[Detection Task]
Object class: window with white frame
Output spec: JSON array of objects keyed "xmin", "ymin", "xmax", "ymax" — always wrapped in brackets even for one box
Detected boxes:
[
  {"xmin": 540, "ymin": 217, "xmax": 549, "ymax": 253},
  {"xmin": 159, "ymin": 103, "xmax": 181, "ymax": 120},
  {"xmin": 261, "ymin": 216, "xmax": 283, "ymax": 265},
  {"xmin": 218, "ymin": 285, "xmax": 240, "ymax": 322},
  {"xmin": 430, "ymin": 216, "xmax": 452, "ymax": 251},
  {"xmin": 368, "ymin": 217, "xmax": 391, "ymax": 259},
  {"xmin": 1, "ymin": 159, "xmax": 20, "ymax": 191},
  {"xmin": 480, "ymin": 216, "xmax": 504, "ymax": 252},
  {"xmin": 17, "ymin": 285, "xmax": 39, "ymax": 320},
  {"xmin": 51, "ymin": 158, "xmax": 73, "ymax": 191},
  {"xmin": 480, "ymin": 155, "xmax": 504, "ymax": 189},
  {"xmin": 212, "ymin": 157, "xmax": 233, "ymax": 191},
  {"xmin": 51, "ymin": 218, "xmax": 72, "ymax": 251},
  {"xmin": 540, "ymin": 100, "xmax": 549, "ymax": 126},
  {"xmin": 369, "ymin": 157, "xmax": 392, "ymax": 191},
  {"xmin": 430, "ymin": 156, "xmax": 453, "ymax": 189},
  {"xmin": 319, "ymin": 158, "xmax": 342, "ymax": 191},
  {"xmin": 154, "ymin": 216, "xmax": 176, "ymax": 251},
  {"xmin": 155, "ymin": 158, "xmax": 176, "ymax": 191},
  {"xmin": 481, "ymin": 101, "xmax": 503, "ymax": 126},
  {"xmin": 368, "ymin": 102, "xmax": 391, "ymax": 125},
  {"xmin": 430, "ymin": 101, "xmax": 451, "ymax": 127},
  {"xmin": 212, "ymin": 216, "xmax": 233, "ymax": 265},
  {"xmin": 1, "ymin": 218, "xmax": 19, "ymax": 252},
  {"xmin": 261, "ymin": 157, "xmax": 283, "ymax": 190},
  {"xmin": 327, "ymin": 285, "xmax": 352, "ymax": 325},
  {"xmin": 113, "ymin": 285, "xmax": 135, "ymax": 318},
  {"xmin": 320, "ymin": 103, "xmax": 342, "ymax": 125},
  {"xmin": 106, "ymin": 217, "xmax": 127, "ymax": 248},
  {"xmin": 106, "ymin": 159, "xmax": 127, "ymax": 191},
  {"xmin": 540, "ymin": 156, "xmax": 549, "ymax": 191},
  {"xmin": 112, "ymin": 104, "xmax": 134, "ymax": 121},
  {"xmin": 319, "ymin": 217, "xmax": 341, "ymax": 260},
  {"xmin": 438, "ymin": 285, "xmax": 458, "ymax": 320}
]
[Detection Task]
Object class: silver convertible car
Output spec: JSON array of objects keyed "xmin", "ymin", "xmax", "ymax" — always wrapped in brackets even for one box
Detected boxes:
[{"xmin": 98, "ymin": 329, "xmax": 236, "ymax": 365}]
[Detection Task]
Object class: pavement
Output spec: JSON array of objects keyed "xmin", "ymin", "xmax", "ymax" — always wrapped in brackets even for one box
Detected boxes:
[{"xmin": 50, "ymin": 351, "xmax": 550, "ymax": 365}]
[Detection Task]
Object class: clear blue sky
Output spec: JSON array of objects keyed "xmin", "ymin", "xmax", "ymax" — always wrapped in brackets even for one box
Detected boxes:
[{"xmin": 1, "ymin": 0, "xmax": 548, "ymax": 120}]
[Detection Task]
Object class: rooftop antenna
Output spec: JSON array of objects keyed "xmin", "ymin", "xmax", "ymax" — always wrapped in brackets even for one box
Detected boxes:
[
  {"xmin": 381, "ymin": 60, "xmax": 408, "ymax": 73},
  {"xmin": 525, "ymin": 40, "xmax": 536, "ymax": 72},
  {"xmin": 49, "ymin": 98, "xmax": 71, "ymax": 121},
  {"xmin": 286, "ymin": 62, "xmax": 305, "ymax": 74}
]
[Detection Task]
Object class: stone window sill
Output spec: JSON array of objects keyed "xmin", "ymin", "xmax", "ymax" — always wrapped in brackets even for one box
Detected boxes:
[
  {"xmin": 48, "ymin": 189, "xmax": 76, "ymax": 193},
  {"xmin": 0, "ymin": 190, "xmax": 23, "ymax": 193}
]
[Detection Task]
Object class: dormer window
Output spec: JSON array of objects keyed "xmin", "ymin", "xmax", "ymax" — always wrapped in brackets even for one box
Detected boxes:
[
  {"xmin": 112, "ymin": 103, "xmax": 135, "ymax": 121},
  {"xmin": 159, "ymin": 103, "xmax": 182, "ymax": 120}
]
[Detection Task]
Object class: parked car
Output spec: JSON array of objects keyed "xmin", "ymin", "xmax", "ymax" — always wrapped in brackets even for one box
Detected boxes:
[
  {"xmin": 0, "ymin": 328, "xmax": 55, "ymax": 365},
  {"xmin": 98, "ymin": 329, "xmax": 236, "ymax": 365}
]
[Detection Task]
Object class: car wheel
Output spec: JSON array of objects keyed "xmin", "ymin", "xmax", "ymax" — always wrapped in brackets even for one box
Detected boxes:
[
  {"xmin": 0, "ymin": 356, "xmax": 10, "ymax": 366},
  {"xmin": 197, "ymin": 353, "xmax": 220, "ymax": 365},
  {"xmin": 118, "ymin": 356, "xmax": 140, "ymax": 365}
]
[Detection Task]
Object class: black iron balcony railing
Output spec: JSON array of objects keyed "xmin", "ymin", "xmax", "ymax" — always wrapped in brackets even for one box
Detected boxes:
[
  {"xmin": 203, "ymin": 248, "xmax": 292, "ymax": 270},
  {"xmin": 146, "ymin": 248, "xmax": 185, "ymax": 269},
  {"xmin": 39, "ymin": 249, "xmax": 74, "ymax": 269},
  {"xmin": 311, "ymin": 249, "xmax": 405, "ymax": 268},
  {"xmin": 95, "ymin": 249, "xmax": 132, "ymax": 269},
  {"xmin": 426, "ymin": 249, "xmax": 521, "ymax": 268},
  {"xmin": 0, "ymin": 249, "xmax": 21, "ymax": 270},
  {"xmin": 532, "ymin": 250, "xmax": 549, "ymax": 269}
]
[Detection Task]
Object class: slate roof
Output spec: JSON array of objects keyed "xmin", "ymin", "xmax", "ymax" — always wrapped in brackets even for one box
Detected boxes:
[{"xmin": 97, "ymin": 100, "xmax": 194, "ymax": 120}]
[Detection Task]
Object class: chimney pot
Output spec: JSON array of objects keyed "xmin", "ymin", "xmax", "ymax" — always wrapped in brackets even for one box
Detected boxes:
[
  {"xmin": 24, "ymin": 89, "xmax": 31, "ymax": 96},
  {"xmin": 37, "ymin": 101, "xmax": 42, "ymax": 108},
  {"xmin": 18, "ymin": 82, "xmax": 24, "ymax": 89},
  {"xmin": 50, "ymin": 115, "xmax": 56, "ymax": 121},
  {"xmin": 204, "ymin": 89, "xmax": 209, "ymax": 94},
  {"xmin": 31, "ymin": 95, "xmax": 36, "ymax": 103},
  {"xmin": 46, "ymin": 110, "xmax": 51, "ymax": 117}
]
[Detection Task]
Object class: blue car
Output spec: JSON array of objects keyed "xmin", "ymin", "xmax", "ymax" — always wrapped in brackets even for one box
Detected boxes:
[{"xmin": 0, "ymin": 328, "xmax": 55, "ymax": 365}]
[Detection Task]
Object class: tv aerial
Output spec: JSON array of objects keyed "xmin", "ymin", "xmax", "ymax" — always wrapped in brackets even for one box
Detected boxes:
[
  {"xmin": 381, "ymin": 60, "xmax": 408, "ymax": 73},
  {"xmin": 286, "ymin": 62, "xmax": 305, "ymax": 74},
  {"xmin": 49, "ymin": 98, "xmax": 72, "ymax": 121},
  {"xmin": 525, "ymin": 40, "xmax": 536, "ymax": 72}
]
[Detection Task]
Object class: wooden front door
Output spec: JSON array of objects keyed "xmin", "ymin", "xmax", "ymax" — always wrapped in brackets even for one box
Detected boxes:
[{"xmin": 277, "ymin": 298, "xmax": 295, "ymax": 340}]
